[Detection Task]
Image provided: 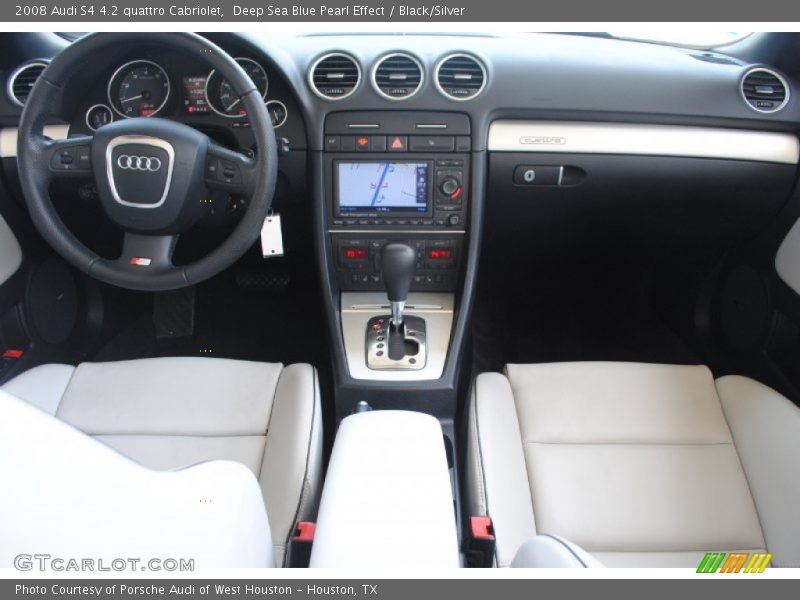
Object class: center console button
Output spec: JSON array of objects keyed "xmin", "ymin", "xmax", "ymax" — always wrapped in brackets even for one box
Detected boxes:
[
  {"xmin": 387, "ymin": 135, "xmax": 408, "ymax": 152},
  {"xmin": 340, "ymin": 136, "xmax": 356, "ymax": 151},
  {"xmin": 325, "ymin": 136, "xmax": 340, "ymax": 151},
  {"xmin": 409, "ymin": 135, "xmax": 455, "ymax": 152},
  {"xmin": 370, "ymin": 136, "xmax": 387, "ymax": 152},
  {"xmin": 356, "ymin": 136, "xmax": 371, "ymax": 151}
]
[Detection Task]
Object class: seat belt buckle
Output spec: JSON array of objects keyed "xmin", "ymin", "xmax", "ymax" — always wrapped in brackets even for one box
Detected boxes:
[
  {"xmin": 288, "ymin": 521, "xmax": 315, "ymax": 567},
  {"xmin": 465, "ymin": 515, "xmax": 496, "ymax": 568},
  {"xmin": 1, "ymin": 349, "xmax": 24, "ymax": 379}
]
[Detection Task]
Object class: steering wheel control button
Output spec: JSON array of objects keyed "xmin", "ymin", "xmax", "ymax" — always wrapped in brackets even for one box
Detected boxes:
[
  {"xmin": 49, "ymin": 145, "xmax": 92, "ymax": 172},
  {"xmin": 513, "ymin": 165, "xmax": 563, "ymax": 186}
]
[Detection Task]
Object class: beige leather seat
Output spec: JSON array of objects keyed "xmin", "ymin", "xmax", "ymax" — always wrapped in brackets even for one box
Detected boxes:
[
  {"xmin": 466, "ymin": 362, "xmax": 800, "ymax": 568},
  {"xmin": 1, "ymin": 357, "xmax": 323, "ymax": 567}
]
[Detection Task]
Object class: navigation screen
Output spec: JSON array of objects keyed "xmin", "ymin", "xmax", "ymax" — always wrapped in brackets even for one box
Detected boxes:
[{"xmin": 337, "ymin": 162, "xmax": 428, "ymax": 213}]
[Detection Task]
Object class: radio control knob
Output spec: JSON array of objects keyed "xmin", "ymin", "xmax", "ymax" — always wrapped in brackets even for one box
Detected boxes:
[
  {"xmin": 447, "ymin": 214, "xmax": 461, "ymax": 226},
  {"xmin": 440, "ymin": 176, "xmax": 461, "ymax": 197}
]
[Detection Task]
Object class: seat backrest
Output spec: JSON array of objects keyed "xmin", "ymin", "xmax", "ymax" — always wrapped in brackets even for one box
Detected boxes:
[{"xmin": 0, "ymin": 390, "xmax": 275, "ymax": 569}]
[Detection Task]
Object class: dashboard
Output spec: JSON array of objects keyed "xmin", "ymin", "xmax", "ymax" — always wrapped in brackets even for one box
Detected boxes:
[{"xmin": 2, "ymin": 31, "xmax": 800, "ymax": 397}]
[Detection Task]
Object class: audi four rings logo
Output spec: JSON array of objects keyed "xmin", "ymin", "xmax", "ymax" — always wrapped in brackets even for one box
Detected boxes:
[{"xmin": 116, "ymin": 155, "xmax": 162, "ymax": 172}]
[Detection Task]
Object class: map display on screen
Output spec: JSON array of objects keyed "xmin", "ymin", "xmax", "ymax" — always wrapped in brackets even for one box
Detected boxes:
[{"xmin": 337, "ymin": 162, "xmax": 428, "ymax": 212}]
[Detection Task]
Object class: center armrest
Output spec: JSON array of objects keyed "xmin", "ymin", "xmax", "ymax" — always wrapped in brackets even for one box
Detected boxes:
[{"xmin": 309, "ymin": 410, "xmax": 460, "ymax": 568}]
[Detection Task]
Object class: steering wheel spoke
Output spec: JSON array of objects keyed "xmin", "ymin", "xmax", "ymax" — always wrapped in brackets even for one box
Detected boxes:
[
  {"xmin": 205, "ymin": 143, "xmax": 257, "ymax": 196},
  {"xmin": 43, "ymin": 136, "xmax": 94, "ymax": 180},
  {"xmin": 116, "ymin": 231, "xmax": 178, "ymax": 272}
]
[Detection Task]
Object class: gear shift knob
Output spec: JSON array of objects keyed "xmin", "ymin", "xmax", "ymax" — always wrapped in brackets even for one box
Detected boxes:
[{"xmin": 381, "ymin": 243, "xmax": 416, "ymax": 326}]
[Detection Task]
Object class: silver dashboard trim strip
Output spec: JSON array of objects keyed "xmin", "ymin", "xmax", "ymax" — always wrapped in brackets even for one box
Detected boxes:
[
  {"xmin": 0, "ymin": 124, "xmax": 69, "ymax": 158},
  {"xmin": 487, "ymin": 121, "xmax": 799, "ymax": 165}
]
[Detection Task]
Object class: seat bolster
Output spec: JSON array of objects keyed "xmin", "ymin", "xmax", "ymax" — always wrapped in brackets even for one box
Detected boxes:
[
  {"xmin": 1, "ymin": 364, "xmax": 75, "ymax": 415},
  {"xmin": 465, "ymin": 372, "xmax": 537, "ymax": 567},
  {"xmin": 716, "ymin": 375, "xmax": 800, "ymax": 567},
  {"xmin": 0, "ymin": 212, "xmax": 22, "ymax": 285},
  {"xmin": 0, "ymin": 390, "xmax": 274, "ymax": 568},
  {"xmin": 259, "ymin": 363, "xmax": 323, "ymax": 566},
  {"xmin": 511, "ymin": 535, "xmax": 604, "ymax": 568}
]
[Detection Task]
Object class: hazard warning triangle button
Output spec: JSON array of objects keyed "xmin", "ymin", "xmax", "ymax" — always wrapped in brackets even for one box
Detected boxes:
[{"xmin": 388, "ymin": 135, "xmax": 407, "ymax": 152}]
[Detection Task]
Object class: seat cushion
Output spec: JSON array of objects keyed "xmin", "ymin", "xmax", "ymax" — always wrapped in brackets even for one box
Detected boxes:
[
  {"xmin": 2, "ymin": 357, "xmax": 323, "ymax": 567},
  {"xmin": 0, "ymin": 390, "xmax": 274, "ymax": 568},
  {"xmin": 466, "ymin": 362, "xmax": 800, "ymax": 567}
]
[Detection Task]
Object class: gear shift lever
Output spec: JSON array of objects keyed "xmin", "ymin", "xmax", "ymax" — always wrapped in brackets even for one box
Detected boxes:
[
  {"xmin": 381, "ymin": 243, "xmax": 416, "ymax": 328},
  {"xmin": 366, "ymin": 242, "xmax": 426, "ymax": 370}
]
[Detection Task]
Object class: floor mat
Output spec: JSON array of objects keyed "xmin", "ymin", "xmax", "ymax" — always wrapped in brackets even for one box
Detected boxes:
[{"xmin": 94, "ymin": 269, "xmax": 326, "ymax": 367}]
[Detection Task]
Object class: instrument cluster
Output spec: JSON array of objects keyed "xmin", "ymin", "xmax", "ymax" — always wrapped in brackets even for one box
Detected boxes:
[{"xmin": 83, "ymin": 56, "xmax": 289, "ymax": 133}]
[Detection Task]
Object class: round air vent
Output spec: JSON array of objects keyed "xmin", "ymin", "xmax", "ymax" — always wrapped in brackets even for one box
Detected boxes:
[
  {"xmin": 741, "ymin": 68, "xmax": 789, "ymax": 113},
  {"xmin": 435, "ymin": 53, "xmax": 486, "ymax": 101},
  {"xmin": 309, "ymin": 53, "xmax": 361, "ymax": 100},
  {"xmin": 372, "ymin": 53, "xmax": 424, "ymax": 100},
  {"xmin": 7, "ymin": 61, "xmax": 48, "ymax": 107}
]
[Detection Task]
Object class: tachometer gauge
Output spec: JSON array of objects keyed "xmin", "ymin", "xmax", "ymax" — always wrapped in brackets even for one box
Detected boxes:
[
  {"xmin": 266, "ymin": 100, "xmax": 288, "ymax": 128},
  {"xmin": 108, "ymin": 60, "xmax": 170, "ymax": 118},
  {"xmin": 205, "ymin": 58, "xmax": 268, "ymax": 118}
]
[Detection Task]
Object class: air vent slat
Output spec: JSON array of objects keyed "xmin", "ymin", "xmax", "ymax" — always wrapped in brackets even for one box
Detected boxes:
[
  {"xmin": 372, "ymin": 54, "xmax": 423, "ymax": 100},
  {"xmin": 741, "ymin": 68, "xmax": 789, "ymax": 113},
  {"xmin": 8, "ymin": 62, "xmax": 47, "ymax": 107},
  {"xmin": 435, "ymin": 54, "xmax": 486, "ymax": 100},
  {"xmin": 310, "ymin": 53, "xmax": 360, "ymax": 100}
]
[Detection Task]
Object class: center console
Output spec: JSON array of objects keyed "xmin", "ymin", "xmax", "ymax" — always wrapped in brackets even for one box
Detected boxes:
[
  {"xmin": 317, "ymin": 110, "xmax": 480, "ymax": 410},
  {"xmin": 309, "ymin": 410, "xmax": 460, "ymax": 568},
  {"xmin": 324, "ymin": 112, "xmax": 470, "ymax": 293}
]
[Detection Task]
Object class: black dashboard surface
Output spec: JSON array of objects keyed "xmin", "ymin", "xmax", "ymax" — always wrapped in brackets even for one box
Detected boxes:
[{"xmin": 1, "ymin": 31, "xmax": 799, "ymax": 148}]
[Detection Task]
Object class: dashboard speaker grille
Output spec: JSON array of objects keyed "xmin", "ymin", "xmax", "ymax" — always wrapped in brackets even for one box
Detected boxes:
[
  {"xmin": 373, "ymin": 53, "xmax": 423, "ymax": 100},
  {"xmin": 311, "ymin": 53, "xmax": 360, "ymax": 100},
  {"xmin": 8, "ymin": 62, "xmax": 47, "ymax": 107},
  {"xmin": 436, "ymin": 54, "xmax": 486, "ymax": 100},
  {"xmin": 741, "ymin": 68, "xmax": 789, "ymax": 113}
]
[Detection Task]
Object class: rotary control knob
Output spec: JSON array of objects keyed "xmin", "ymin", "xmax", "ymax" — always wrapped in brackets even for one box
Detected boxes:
[{"xmin": 440, "ymin": 176, "xmax": 462, "ymax": 197}]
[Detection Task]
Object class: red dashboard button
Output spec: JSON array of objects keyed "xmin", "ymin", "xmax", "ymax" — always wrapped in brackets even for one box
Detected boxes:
[
  {"xmin": 344, "ymin": 248, "xmax": 367, "ymax": 260},
  {"xmin": 428, "ymin": 249, "xmax": 452, "ymax": 260}
]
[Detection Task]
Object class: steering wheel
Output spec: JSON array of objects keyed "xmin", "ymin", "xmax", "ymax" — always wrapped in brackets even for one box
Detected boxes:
[{"xmin": 17, "ymin": 32, "xmax": 277, "ymax": 291}]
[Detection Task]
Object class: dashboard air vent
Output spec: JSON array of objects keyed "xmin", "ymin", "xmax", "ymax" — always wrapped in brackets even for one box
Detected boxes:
[
  {"xmin": 372, "ymin": 53, "xmax": 423, "ymax": 100},
  {"xmin": 435, "ymin": 54, "xmax": 486, "ymax": 100},
  {"xmin": 741, "ymin": 68, "xmax": 789, "ymax": 113},
  {"xmin": 310, "ymin": 53, "xmax": 361, "ymax": 100},
  {"xmin": 8, "ymin": 61, "xmax": 48, "ymax": 107}
]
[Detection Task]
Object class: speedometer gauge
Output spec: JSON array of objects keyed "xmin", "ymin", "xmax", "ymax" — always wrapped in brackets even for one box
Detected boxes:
[
  {"xmin": 108, "ymin": 60, "xmax": 170, "ymax": 118},
  {"xmin": 205, "ymin": 58, "xmax": 268, "ymax": 118}
]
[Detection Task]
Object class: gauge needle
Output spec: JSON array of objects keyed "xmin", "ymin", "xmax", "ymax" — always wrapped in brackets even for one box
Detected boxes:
[
  {"xmin": 122, "ymin": 94, "xmax": 144, "ymax": 103},
  {"xmin": 225, "ymin": 98, "xmax": 241, "ymax": 112}
]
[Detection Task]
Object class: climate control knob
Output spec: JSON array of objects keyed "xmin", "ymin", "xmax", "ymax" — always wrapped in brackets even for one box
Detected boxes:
[{"xmin": 440, "ymin": 176, "xmax": 461, "ymax": 197}]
